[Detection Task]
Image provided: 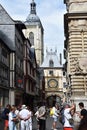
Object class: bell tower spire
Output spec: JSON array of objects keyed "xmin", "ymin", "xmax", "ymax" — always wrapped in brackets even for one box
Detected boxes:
[{"xmin": 30, "ymin": 0, "xmax": 36, "ymax": 14}]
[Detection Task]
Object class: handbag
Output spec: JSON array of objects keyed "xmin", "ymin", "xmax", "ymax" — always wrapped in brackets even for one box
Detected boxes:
[
  {"xmin": 65, "ymin": 116, "xmax": 74, "ymax": 126},
  {"xmin": 68, "ymin": 118, "xmax": 74, "ymax": 125}
]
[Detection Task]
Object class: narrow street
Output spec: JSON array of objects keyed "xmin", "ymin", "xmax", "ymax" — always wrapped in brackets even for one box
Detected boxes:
[{"xmin": 33, "ymin": 115, "xmax": 63, "ymax": 130}]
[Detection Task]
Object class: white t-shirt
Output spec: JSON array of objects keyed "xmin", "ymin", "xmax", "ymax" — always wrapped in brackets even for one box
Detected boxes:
[
  {"xmin": 19, "ymin": 108, "xmax": 30, "ymax": 119},
  {"xmin": 64, "ymin": 108, "xmax": 73, "ymax": 127}
]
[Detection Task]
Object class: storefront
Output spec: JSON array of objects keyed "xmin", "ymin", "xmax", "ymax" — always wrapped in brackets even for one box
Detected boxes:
[{"xmin": 0, "ymin": 88, "xmax": 9, "ymax": 109}]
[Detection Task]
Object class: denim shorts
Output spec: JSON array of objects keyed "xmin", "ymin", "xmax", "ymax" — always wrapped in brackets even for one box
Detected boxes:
[{"xmin": 53, "ymin": 116, "xmax": 58, "ymax": 122}]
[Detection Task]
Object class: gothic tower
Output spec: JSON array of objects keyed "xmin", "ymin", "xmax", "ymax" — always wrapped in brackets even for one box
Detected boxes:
[
  {"xmin": 23, "ymin": 0, "xmax": 44, "ymax": 66},
  {"xmin": 64, "ymin": 0, "xmax": 87, "ymax": 107}
]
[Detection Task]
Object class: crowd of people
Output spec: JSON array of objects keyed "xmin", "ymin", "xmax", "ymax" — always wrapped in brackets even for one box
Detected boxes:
[
  {"xmin": 1, "ymin": 104, "xmax": 33, "ymax": 130},
  {"xmin": 49, "ymin": 102, "xmax": 87, "ymax": 130},
  {"xmin": 0, "ymin": 101, "xmax": 87, "ymax": 130},
  {"xmin": 0, "ymin": 102, "xmax": 46, "ymax": 130}
]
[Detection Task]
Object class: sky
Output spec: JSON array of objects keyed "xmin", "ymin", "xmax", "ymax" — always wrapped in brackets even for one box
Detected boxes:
[{"xmin": 0, "ymin": 0, "xmax": 66, "ymax": 63}]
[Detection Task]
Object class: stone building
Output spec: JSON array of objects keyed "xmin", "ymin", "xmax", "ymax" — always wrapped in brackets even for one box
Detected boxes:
[
  {"xmin": 23, "ymin": 0, "xmax": 44, "ymax": 66},
  {"xmin": 64, "ymin": 0, "xmax": 87, "ymax": 108},
  {"xmin": 41, "ymin": 48, "xmax": 66, "ymax": 107}
]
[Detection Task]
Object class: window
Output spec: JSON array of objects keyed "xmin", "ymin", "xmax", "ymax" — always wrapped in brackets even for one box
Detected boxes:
[
  {"xmin": 2, "ymin": 48, "xmax": 7, "ymax": 58},
  {"xmin": 29, "ymin": 32, "xmax": 34, "ymax": 46},
  {"xmin": 49, "ymin": 70, "xmax": 53, "ymax": 75},
  {"xmin": 49, "ymin": 60, "xmax": 54, "ymax": 67}
]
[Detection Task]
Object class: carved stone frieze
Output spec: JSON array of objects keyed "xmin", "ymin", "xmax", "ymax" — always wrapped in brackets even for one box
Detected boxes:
[
  {"xmin": 74, "ymin": 53, "xmax": 87, "ymax": 74},
  {"xmin": 69, "ymin": 20, "xmax": 87, "ymax": 30}
]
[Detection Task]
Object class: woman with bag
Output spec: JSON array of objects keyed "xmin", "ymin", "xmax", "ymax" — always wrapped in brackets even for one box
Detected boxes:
[
  {"xmin": 8, "ymin": 105, "xmax": 18, "ymax": 130},
  {"xmin": 51, "ymin": 103, "xmax": 60, "ymax": 130},
  {"xmin": 63, "ymin": 103, "xmax": 76, "ymax": 130}
]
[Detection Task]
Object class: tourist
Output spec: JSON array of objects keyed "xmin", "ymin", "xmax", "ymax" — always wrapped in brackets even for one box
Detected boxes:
[
  {"xmin": 27, "ymin": 106, "xmax": 33, "ymax": 130},
  {"xmin": 38, "ymin": 102, "xmax": 46, "ymax": 130},
  {"xmin": 19, "ymin": 104, "xmax": 31, "ymax": 130},
  {"xmin": 35, "ymin": 107, "xmax": 40, "ymax": 130},
  {"xmin": 51, "ymin": 103, "xmax": 60, "ymax": 130},
  {"xmin": 8, "ymin": 105, "xmax": 18, "ymax": 130},
  {"xmin": 63, "ymin": 103, "xmax": 76, "ymax": 130},
  {"xmin": 77, "ymin": 102, "xmax": 87, "ymax": 119},
  {"xmin": 2, "ymin": 104, "xmax": 11, "ymax": 130},
  {"xmin": 77, "ymin": 102, "xmax": 87, "ymax": 130}
]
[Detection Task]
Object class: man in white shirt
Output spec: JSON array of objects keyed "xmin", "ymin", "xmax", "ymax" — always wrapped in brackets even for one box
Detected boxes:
[
  {"xmin": 19, "ymin": 105, "xmax": 30, "ymax": 130},
  {"xmin": 63, "ymin": 103, "xmax": 76, "ymax": 130}
]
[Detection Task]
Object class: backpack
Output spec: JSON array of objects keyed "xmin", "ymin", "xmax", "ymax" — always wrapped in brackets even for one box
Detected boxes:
[
  {"xmin": 50, "ymin": 107, "xmax": 55, "ymax": 116},
  {"xmin": 1, "ymin": 109, "xmax": 6, "ymax": 119},
  {"xmin": 59, "ymin": 108, "xmax": 65, "ymax": 125}
]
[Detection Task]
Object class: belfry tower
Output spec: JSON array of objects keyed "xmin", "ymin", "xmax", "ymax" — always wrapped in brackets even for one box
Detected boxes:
[{"xmin": 23, "ymin": 0, "xmax": 44, "ymax": 66}]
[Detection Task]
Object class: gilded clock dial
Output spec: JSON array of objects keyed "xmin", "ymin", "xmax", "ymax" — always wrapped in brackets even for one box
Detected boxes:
[{"xmin": 48, "ymin": 79, "xmax": 58, "ymax": 87}]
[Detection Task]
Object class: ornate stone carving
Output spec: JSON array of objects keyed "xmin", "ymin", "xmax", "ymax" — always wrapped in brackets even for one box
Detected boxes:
[
  {"xmin": 74, "ymin": 53, "xmax": 87, "ymax": 73},
  {"xmin": 69, "ymin": 20, "xmax": 87, "ymax": 30}
]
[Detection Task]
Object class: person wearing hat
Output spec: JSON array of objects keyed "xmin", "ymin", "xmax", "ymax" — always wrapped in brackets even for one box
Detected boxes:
[{"xmin": 19, "ymin": 105, "xmax": 31, "ymax": 130}]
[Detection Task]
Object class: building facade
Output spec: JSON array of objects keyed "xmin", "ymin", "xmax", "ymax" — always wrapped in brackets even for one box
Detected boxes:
[
  {"xmin": 0, "ymin": 38, "xmax": 11, "ymax": 107},
  {"xmin": 64, "ymin": 0, "xmax": 87, "ymax": 108},
  {"xmin": 0, "ymin": 4, "xmax": 26, "ymax": 107},
  {"xmin": 41, "ymin": 49, "xmax": 66, "ymax": 107},
  {"xmin": 23, "ymin": 38, "xmax": 41, "ymax": 109},
  {"xmin": 0, "ymin": 3, "xmax": 44, "ymax": 109}
]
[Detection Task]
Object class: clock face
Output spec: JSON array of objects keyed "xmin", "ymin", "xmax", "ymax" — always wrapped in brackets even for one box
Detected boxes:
[{"xmin": 48, "ymin": 79, "xmax": 58, "ymax": 87}]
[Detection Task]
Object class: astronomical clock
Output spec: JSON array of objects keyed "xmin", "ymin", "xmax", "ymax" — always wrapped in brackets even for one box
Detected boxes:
[{"xmin": 48, "ymin": 79, "xmax": 58, "ymax": 88}]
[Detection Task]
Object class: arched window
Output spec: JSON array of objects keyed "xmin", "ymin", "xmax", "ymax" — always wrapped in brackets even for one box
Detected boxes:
[
  {"xmin": 49, "ymin": 60, "xmax": 54, "ymax": 67},
  {"xmin": 29, "ymin": 32, "xmax": 34, "ymax": 46}
]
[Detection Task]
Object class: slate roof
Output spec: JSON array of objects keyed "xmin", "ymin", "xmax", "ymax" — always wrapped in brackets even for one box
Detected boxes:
[
  {"xmin": 24, "ymin": 0, "xmax": 43, "ymax": 28},
  {"xmin": 41, "ymin": 49, "xmax": 63, "ymax": 68}
]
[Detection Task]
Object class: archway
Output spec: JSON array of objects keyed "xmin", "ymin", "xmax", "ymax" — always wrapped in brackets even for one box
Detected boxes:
[{"xmin": 46, "ymin": 95, "xmax": 62, "ymax": 108}]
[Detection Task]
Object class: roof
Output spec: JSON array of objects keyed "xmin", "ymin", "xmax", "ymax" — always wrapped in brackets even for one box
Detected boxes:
[
  {"xmin": 0, "ymin": 31, "xmax": 14, "ymax": 51},
  {"xmin": 24, "ymin": 0, "xmax": 43, "ymax": 28},
  {"xmin": 41, "ymin": 49, "xmax": 63, "ymax": 68}
]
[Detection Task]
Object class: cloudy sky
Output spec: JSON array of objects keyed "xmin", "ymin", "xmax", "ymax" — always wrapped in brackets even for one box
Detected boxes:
[{"xmin": 0, "ymin": 0, "xmax": 66, "ymax": 63}]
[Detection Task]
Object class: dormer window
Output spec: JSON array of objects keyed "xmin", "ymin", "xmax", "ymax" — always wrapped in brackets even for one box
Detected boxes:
[{"xmin": 49, "ymin": 60, "xmax": 54, "ymax": 67}]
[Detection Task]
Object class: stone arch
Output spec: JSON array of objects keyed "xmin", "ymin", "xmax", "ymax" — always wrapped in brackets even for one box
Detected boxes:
[{"xmin": 46, "ymin": 94, "xmax": 62, "ymax": 108}]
